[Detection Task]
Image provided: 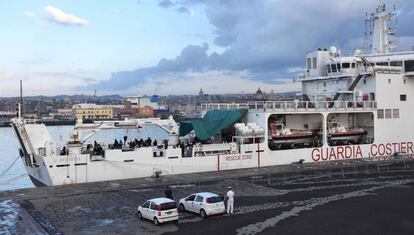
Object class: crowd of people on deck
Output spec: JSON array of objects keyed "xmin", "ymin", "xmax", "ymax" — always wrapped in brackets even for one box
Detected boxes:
[
  {"xmin": 109, "ymin": 137, "xmax": 167, "ymax": 151},
  {"xmin": 61, "ymin": 135, "xmax": 203, "ymax": 157}
]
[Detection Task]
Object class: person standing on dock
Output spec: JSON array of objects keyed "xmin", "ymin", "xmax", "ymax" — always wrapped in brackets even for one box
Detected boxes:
[
  {"xmin": 165, "ymin": 186, "xmax": 173, "ymax": 200},
  {"xmin": 226, "ymin": 186, "xmax": 235, "ymax": 214}
]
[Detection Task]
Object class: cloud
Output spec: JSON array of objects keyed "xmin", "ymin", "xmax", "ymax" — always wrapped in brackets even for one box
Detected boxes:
[
  {"xmin": 44, "ymin": 5, "xmax": 89, "ymax": 26},
  {"xmin": 90, "ymin": 1, "xmax": 414, "ymax": 96},
  {"xmin": 93, "ymin": 42, "xmax": 297, "ymax": 95},
  {"xmin": 128, "ymin": 70, "xmax": 299, "ymax": 95},
  {"xmin": 24, "ymin": 11, "xmax": 36, "ymax": 17},
  {"xmin": 287, "ymin": 67, "xmax": 304, "ymax": 74},
  {"xmin": 99, "ymin": 70, "xmax": 298, "ymax": 96},
  {"xmin": 0, "ymin": 69, "xmax": 100, "ymax": 97},
  {"xmin": 19, "ymin": 58, "xmax": 50, "ymax": 65},
  {"xmin": 158, "ymin": 0, "xmax": 174, "ymax": 8},
  {"xmin": 176, "ymin": 6, "xmax": 193, "ymax": 15}
]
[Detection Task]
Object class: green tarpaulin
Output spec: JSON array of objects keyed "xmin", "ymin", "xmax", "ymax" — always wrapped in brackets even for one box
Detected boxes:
[{"xmin": 179, "ymin": 109, "xmax": 247, "ymax": 140}]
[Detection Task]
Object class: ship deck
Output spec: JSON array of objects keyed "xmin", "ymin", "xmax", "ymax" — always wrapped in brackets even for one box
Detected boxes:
[{"xmin": 2, "ymin": 157, "xmax": 414, "ymax": 234}]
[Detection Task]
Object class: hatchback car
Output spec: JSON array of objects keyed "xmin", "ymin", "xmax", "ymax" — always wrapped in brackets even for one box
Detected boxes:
[
  {"xmin": 136, "ymin": 198, "xmax": 178, "ymax": 225},
  {"xmin": 179, "ymin": 192, "xmax": 225, "ymax": 218}
]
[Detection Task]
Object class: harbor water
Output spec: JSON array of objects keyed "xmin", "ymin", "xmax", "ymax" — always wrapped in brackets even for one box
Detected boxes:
[{"xmin": 0, "ymin": 125, "xmax": 169, "ymax": 191}]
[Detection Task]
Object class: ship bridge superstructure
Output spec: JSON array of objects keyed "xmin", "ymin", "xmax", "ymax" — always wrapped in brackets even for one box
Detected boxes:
[{"xmin": 299, "ymin": 3, "xmax": 414, "ymax": 108}]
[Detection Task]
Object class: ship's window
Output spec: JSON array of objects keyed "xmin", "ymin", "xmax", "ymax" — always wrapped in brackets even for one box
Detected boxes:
[
  {"xmin": 56, "ymin": 164, "xmax": 70, "ymax": 167},
  {"xmin": 351, "ymin": 63, "xmax": 356, "ymax": 68},
  {"xmin": 404, "ymin": 60, "xmax": 414, "ymax": 72},
  {"xmin": 326, "ymin": 65, "xmax": 331, "ymax": 73},
  {"xmin": 376, "ymin": 62, "xmax": 389, "ymax": 66},
  {"xmin": 393, "ymin": 109, "xmax": 400, "ymax": 118},
  {"xmin": 377, "ymin": 109, "xmax": 384, "ymax": 119},
  {"xmin": 385, "ymin": 109, "xmax": 392, "ymax": 119},
  {"xmin": 307, "ymin": 58, "xmax": 311, "ymax": 70},
  {"xmin": 342, "ymin": 63, "xmax": 350, "ymax": 69},
  {"xmin": 390, "ymin": 61, "xmax": 403, "ymax": 67},
  {"xmin": 337, "ymin": 63, "xmax": 341, "ymax": 72},
  {"xmin": 331, "ymin": 64, "xmax": 337, "ymax": 73},
  {"xmin": 400, "ymin": 94, "xmax": 407, "ymax": 101},
  {"xmin": 312, "ymin": 57, "xmax": 317, "ymax": 69}
]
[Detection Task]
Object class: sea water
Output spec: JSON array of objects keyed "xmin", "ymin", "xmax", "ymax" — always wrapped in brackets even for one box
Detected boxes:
[{"xmin": 0, "ymin": 125, "xmax": 169, "ymax": 191}]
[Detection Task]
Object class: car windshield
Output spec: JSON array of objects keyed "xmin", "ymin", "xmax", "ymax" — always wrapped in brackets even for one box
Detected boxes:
[
  {"xmin": 160, "ymin": 202, "xmax": 176, "ymax": 210},
  {"xmin": 207, "ymin": 196, "xmax": 221, "ymax": 203}
]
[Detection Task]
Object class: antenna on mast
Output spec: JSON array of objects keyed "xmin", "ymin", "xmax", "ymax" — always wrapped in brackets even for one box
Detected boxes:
[
  {"xmin": 364, "ymin": 11, "xmax": 369, "ymax": 52},
  {"xmin": 366, "ymin": 2, "xmax": 398, "ymax": 54}
]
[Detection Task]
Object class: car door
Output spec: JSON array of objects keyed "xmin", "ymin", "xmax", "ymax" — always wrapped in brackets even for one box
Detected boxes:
[
  {"xmin": 185, "ymin": 195, "xmax": 196, "ymax": 212},
  {"xmin": 149, "ymin": 202, "xmax": 157, "ymax": 219},
  {"xmin": 141, "ymin": 201, "xmax": 151, "ymax": 219},
  {"xmin": 194, "ymin": 195, "xmax": 204, "ymax": 213}
]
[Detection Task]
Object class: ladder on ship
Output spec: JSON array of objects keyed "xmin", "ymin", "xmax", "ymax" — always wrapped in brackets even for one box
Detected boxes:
[
  {"xmin": 302, "ymin": 94, "xmax": 314, "ymax": 108},
  {"xmin": 329, "ymin": 57, "xmax": 372, "ymax": 107}
]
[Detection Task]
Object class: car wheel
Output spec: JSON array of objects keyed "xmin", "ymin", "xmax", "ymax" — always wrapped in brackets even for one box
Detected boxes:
[
  {"xmin": 154, "ymin": 217, "xmax": 160, "ymax": 226},
  {"xmin": 137, "ymin": 211, "xmax": 143, "ymax": 220},
  {"xmin": 174, "ymin": 220, "xmax": 179, "ymax": 224},
  {"xmin": 200, "ymin": 209, "xmax": 207, "ymax": 218},
  {"xmin": 179, "ymin": 203, "xmax": 185, "ymax": 212}
]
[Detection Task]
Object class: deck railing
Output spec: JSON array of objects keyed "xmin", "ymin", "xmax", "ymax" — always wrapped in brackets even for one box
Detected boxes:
[
  {"xmin": 201, "ymin": 101, "xmax": 377, "ymax": 112},
  {"xmin": 201, "ymin": 103, "xmax": 249, "ymax": 111}
]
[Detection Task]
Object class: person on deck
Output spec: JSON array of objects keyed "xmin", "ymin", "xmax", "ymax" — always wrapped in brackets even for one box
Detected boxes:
[{"xmin": 146, "ymin": 137, "xmax": 152, "ymax": 147}]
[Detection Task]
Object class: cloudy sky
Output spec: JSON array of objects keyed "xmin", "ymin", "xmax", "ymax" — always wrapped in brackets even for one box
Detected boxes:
[{"xmin": 1, "ymin": 0, "xmax": 413, "ymax": 97}]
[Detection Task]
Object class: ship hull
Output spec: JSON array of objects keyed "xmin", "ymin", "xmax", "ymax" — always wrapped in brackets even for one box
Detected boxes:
[{"xmin": 26, "ymin": 140, "xmax": 414, "ymax": 187}]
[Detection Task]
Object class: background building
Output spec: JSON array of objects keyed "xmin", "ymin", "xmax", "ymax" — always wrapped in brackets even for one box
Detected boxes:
[
  {"xmin": 73, "ymin": 104, "xmax": 113, "ymax": 120},
  {"xmin": 127, "ymin": 95, "xmax": 167, "ymax": 110}
]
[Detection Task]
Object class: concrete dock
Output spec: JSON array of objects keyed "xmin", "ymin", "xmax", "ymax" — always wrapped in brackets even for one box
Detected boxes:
[{"xmin": 1, "ymin": 158, "xmax": 414, "ymax": 235}]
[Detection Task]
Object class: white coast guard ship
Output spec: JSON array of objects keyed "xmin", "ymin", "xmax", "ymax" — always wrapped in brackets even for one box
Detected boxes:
[{"xmin": 11, "ymin": 3, "xmax": 414, "ymax": 186}]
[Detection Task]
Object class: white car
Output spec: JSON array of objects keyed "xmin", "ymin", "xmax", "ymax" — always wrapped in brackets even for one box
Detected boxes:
[
  {"xmin": 136, "ymin": 198, "xmax": 178, "ymax": 226},
  {"xmin": 179, "ymin": 192, "xmax": 225, "ymax": 218}
]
